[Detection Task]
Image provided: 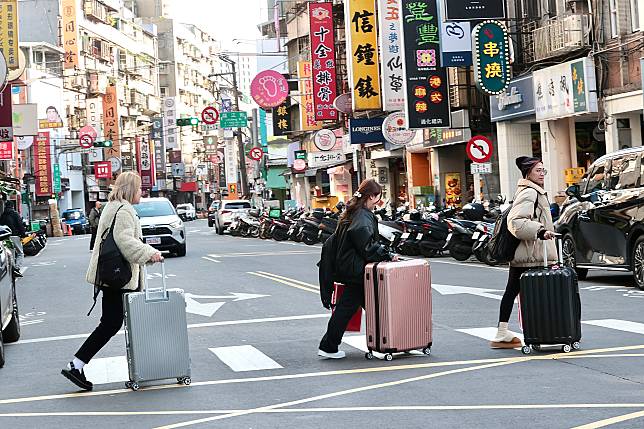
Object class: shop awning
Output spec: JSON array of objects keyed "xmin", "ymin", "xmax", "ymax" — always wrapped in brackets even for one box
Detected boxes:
[
  {"xmin": 180, "ymin": 182, "xmax": 198, "ymax": 192},
  {"xmin": 266, "ymin": 167, "xmax": 288, "ymax": 190}
]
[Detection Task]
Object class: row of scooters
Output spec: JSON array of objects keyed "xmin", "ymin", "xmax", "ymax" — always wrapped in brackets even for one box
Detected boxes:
[{"xmin": 225, "ymin": 198, "xmax": 510, "ymax": 266}]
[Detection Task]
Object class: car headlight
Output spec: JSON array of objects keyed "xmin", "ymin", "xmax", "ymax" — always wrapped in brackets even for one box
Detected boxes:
[{"xmin": 170, "ymin": 220, "xmax": 183, "ymax": 229}]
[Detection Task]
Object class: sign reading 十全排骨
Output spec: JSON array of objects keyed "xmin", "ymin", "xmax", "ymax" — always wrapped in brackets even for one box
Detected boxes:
[
  {"xmin": 309, "ymin": 2, "xmax": 338, "ymax": 121},
  {"xmin": 472, "ymin": 20, "xmax": 510, "ymax": 96}
]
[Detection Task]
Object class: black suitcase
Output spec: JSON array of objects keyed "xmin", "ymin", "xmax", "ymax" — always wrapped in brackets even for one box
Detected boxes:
[{"xmin": 519, "ymin": 238, "xmax": 582, "ymax": 354}]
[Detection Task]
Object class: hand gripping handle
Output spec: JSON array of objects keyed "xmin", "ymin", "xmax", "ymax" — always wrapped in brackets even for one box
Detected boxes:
[{"xmin": 144, "ymin": 260, "xmax": 168, "ymax": 302}]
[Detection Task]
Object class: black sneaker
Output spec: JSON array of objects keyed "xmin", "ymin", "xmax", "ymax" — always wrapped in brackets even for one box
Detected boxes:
[{"xmin": 61, "ymin": 362, "xmax": 93, "ymax": 391}]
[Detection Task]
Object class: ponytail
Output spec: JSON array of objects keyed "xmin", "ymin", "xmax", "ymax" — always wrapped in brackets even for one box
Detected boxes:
[{"xmin": 339, "ymin": 178, "xmax": 382, "ymax": 225}]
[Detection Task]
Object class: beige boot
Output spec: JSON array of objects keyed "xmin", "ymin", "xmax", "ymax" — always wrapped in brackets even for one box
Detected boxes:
[{"xmin": 490, "ymin": 322, "xmax": 522, "ymax": 349}]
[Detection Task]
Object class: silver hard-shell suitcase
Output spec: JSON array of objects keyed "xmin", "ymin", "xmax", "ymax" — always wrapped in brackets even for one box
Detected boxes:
[{"xmin": 123, "ymin": 261, "xmax": 191, "ymax": 390}]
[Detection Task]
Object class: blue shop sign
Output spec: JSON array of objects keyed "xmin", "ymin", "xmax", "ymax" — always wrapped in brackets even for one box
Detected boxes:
[
  {"xmin": 350, "ymin": 117, "xmax": 385, "ymax": 144},
  {"xmin": 490, "ymin": 75, "xmax": 535, "ymax": 122}
]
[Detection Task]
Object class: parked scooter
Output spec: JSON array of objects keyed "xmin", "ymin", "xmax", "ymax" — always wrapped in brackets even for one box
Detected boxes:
[{"xmin": 472, "ymin": 222, "xmax": 498, "ymax": 266}]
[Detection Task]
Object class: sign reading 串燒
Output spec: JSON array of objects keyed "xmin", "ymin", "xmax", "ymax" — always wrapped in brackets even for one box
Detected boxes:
[
  {"xmin": 399, "ymin": 0, "xmax": 451, "ymax": 129},
  {"xmin": 472, "ymin": 20, "xmax": 510, "ymax": 96},
  {"xmin": 309, "ymin": 2, "xmax": 338, "ymax": 121},
  {"xmin": 346, "ymin": 0, "xmax": 381, "ymax": 111}
]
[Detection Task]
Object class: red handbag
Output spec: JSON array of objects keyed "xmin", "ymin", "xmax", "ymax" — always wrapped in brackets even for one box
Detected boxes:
[{"xmin": 332, "ymin": 283, "xmax": 363, "ymax": 332}]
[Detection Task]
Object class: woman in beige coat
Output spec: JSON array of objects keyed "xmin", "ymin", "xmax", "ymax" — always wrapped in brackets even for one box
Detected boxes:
[
  {"xmin": 490, "ymin": 157, "xmax": 557, "ymax": 348},
  {"xmin": 61, "ymin": 172, "xmax": 162, "ymax": 391}
]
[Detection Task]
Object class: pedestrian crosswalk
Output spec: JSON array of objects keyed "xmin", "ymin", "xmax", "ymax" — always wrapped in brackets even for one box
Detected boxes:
[{"xmin": 81, "ymin": 318, "xmax": 644, "ymax": 386}]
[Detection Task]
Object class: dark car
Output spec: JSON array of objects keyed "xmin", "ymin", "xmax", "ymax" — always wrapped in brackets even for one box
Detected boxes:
[
  {"xmin": 0, "ymin": 225, "xmax": 20, "ymax": 367},
  {"xmin": 62, "ymin": 209, "xmax": 90, "ymax": 234},
  {"xmin": 207, "ymin": 201, "xmax": 221, "ymax": 228},
  {"xmin": 556, "ymin": 147, "xmax": 644, "ymax": 288}
]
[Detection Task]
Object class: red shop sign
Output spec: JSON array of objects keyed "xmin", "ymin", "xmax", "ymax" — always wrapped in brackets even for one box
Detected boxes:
[{"xmin": 309, "ymin": 2, "xmax": 338, "ymax": 121}]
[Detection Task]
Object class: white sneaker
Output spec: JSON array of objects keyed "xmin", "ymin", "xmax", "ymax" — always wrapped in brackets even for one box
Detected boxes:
[{"xmin": 317, "ymin": 349, "xmax": 346, "ymax": 359}]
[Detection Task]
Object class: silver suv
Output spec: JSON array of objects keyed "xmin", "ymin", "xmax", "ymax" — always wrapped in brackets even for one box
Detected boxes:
[
  {"xmin": 134, "ymin": 197, "xmax": 187, "ymax": 257},
  {"xmin": 0, "ymin": 225, "xmax": 20, "ymax": 367},
  {"xmin": 213, "ymin": 200, "xmax": 251, "ymax": 235}
]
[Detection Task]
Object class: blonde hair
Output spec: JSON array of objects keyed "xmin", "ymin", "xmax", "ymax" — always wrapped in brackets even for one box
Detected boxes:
[{"xmin": 108, "ymin": 171, "xmax": 141, "ymax": 203}]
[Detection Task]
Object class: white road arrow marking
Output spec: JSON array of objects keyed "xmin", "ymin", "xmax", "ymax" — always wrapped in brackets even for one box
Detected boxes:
[
  {"xmin": 185, "ymin": 292, "xmax": 270, "ymax": 301},
  {"xmin": 433, "ymin": 284, "xmax": 504, "ymax": 300},
  {"xmin": 185, "ymin": 296, "xmax": 225, "ymax": 318}
]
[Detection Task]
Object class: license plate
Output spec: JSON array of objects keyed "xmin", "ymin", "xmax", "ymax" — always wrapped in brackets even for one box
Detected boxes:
[
  {"xmin": 479, "ymin": 235, "xmax": 487, "ymax": 242},
  {"xmin": 401, "ymin": 232, "xmax": 410, "ymax": 239},
  {"xmin": 472, "ymin": 232, "xmax": 480, "ymax": 240},
  {"xmin": 145, "ymin": 237, "xmax": 161, "ymax": 245},
  {"xmin": 416, "ymin": 233, "xmax": 424, "ymax": 241}
]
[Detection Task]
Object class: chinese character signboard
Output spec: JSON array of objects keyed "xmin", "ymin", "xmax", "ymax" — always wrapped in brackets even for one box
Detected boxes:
[
  {"xmin": 250, "ymin": 70, "xmax": 289, "ymax": 108},
  {"xmin": 151, "ymin": 117, "xmax": 165, "ymax": 181},
  {"xmin": 378, "ymin": 0, "xmax": 404, "ymax": 111},
  {"xmin": 307, "ymin": 150, "xmax": 346, "ymax": 168},
  {"xmin": 445, "ymin": 0, "xmax": 505, "ymax": 21},
  {"xmin": 309, "ymin": 2, "xmax": 338, "ymax": 120},
  {"xmin": 423, "ymin": 127, "xmax": 472, "ymax": 148},
  {"xmin": 297, "ymin": 61, "xmax": 321, "ymax": 131},
  {"xmin": 346, "ymin": 0, "xmax": 381, "ymax": 111},
  {"xmin": 102, "ymin": 86, "xmax": 120, "ymax": 157},
  {"xmin": 0, "ymin": 0, "xmax": 19, "ymax": 69},
  {"xmin": 440, "ymin": 21, "xmax": 472, "ymax": 66},
  {"xmin": 472, "ymin": 20, "xmax": 510, "ymax": 95},
  {"xmin": 0, "ymin": 86, "xmax": 12, "ymax": 142},
  {"xmin": 533, "ymin": 57, "xmax": 598, "ymax": 122},
  {"xmin": 0, "ymin": 139, "xmax": 12, "ymax": 159},
  {"xmin": 137, "ymin": 136, "xmax": 155, "ymax": 190},
  {"xmin": 53, "ymin": 163, "xmax": 61, "ymax": 193},
  {"xmin": 61, "ymin": 0, "xmax": 78, "ymax": 69},
  {"xmin": 34, "ymin": 132, "xmax": 52, "ymax": 196},
  {"xmin": 94, "ymin": 161, "xmax": 112, "ymax": 180},
  {"xmin": 164, "ymin": 97, "xmax": 178, "ymax": 149},
  {"xmin": 399, "ymin": 0, "xmax": 451, "ymax": 129},
  {"xmin": 272, "ymin": 98, "xmax": 291, "ymax": 136},
  {"xmin": 225, "ymin": 140, "xmax": 238, "ymax": 185},
  {"xmin": 220, "ymin": 111, "xmax": 248, "ymax": 128}
]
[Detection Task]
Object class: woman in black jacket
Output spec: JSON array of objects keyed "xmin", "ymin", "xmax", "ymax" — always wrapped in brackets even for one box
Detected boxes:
[{"xmin": 318, "ymin": 178, "xmax": 396, "ymax": 359}]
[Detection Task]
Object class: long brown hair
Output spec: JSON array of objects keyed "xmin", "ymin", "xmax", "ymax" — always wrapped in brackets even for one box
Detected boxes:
[{"xmin": 339, "ymin": 178, "xmax": 382, "ymax": 225}]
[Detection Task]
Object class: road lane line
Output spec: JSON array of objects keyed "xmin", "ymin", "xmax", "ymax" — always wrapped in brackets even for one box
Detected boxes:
[
  {"xmin": 3, "ymin": 347, "xmax": 644, "ymax": 407},
  {"xmin": 83, "ymin": 356, "xmax": 129, "ymax": 385},
  {"xmin": 201, "ymin": 256, "xmax": 221, "ymax": 263},
  {"xmin": 571, "ymin": 410, "xmax": 644, "ymax": 428},
  {"xmin": 254, "ymin": 271, "xmax": 318, "ymax": 289},
  {"xmin": 583, "ymin": 319, "xmax": 644, "ymax": 335},
  {"xmin": 248, "ymin": 272, "xmax": 319, "ymax": 294},
  {"xmin": 431, "ymin": 259, "xmax": 508, "ymax": 271},
  {"xmin": 7, "ymin": 403, "xmax": 644, "ymax": 418},
  {"xmin": 8, "ymin": 313, "xmax": 330, "ymax": 346},
  {"xmin": 209, "ymin": 250, "xmax": 318, "ymax": 258},
  {"xmin": 209, "ymin": 345, "xmax": 283, "ymax": 372}
]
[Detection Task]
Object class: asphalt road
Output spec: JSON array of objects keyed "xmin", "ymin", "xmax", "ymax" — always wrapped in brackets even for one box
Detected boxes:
[{"xmin": 2, "ymin": 219, "xmax": 644, "ymax": 428}]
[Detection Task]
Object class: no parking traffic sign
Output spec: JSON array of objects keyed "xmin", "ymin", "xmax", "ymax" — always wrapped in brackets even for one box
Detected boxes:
[
  {"xmin": 466, "ymin": 135, "xmax": 493, "ymax": 163},
  {"xmin": 201, "ymin": 106, "xmax": 219, "ymax": 125}
]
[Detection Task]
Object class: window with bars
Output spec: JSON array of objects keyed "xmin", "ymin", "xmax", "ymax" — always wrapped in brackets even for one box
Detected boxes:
[{"xmin": 609, "ymin": 0, "xmax": 619, "ymax": 37}]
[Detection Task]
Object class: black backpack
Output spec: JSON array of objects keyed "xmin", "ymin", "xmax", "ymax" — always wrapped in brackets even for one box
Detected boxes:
[
  {"xmin": 488, "ymin": 192, "xmax": 539, "ymax": 263},
  {"xmin": 317, "ymin": 232, "xmax": 338, "ymax": 309},
  {"xmin": 96, "ymin": 205, "xmax": 132, "ymax": 289}
]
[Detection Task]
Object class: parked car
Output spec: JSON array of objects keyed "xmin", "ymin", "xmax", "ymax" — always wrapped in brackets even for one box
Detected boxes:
[
  {"xmin": 207, "ymin": 201, "xmax": 221, "ymax": 227},
  {"xmin": 61, "ymin": 208, "xmax": 90, "ymax": 234},
  {"xmin": 0, "ymin": 225, "xmax": 21, "ymax": 367},
  {"xmin": 176, "ymin": 203, "xmax": 197, "ymax": 221},
  {"xmin": 133, "ymin": 197, "xmax": 187, "ymax": 257},
  {"xmin": 556, "ymin": 146, "xmax": 644, "ymax": 288},
  {"xmin": 213, "ymin": 200, "xmax": 252, "ymax": 235}
]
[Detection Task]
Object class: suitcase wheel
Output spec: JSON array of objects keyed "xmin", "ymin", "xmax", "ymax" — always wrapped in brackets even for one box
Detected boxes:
[
  {"xmin": 177, "ymin": 377, "xmax": 192, "ymax": 385},
  {"xmin": 561, "ymin": 344, "xmax": 572, "ymax": 353},
  {"xmin": 521, "ymin": 345, "xmax": 532, "ymax": 355},
  {"xmin": 572, "ymin": 342, "xmax": 581, "ymax": 351},
  {"xmin": 531, "ymin": 344, "xmax": 541, "ymax": 352},
  {"xmin": 422, "ymin": 347, "xmax": 431, "ymax": 356},
  {"xmin": 384, "ymin": 353, "xmax": 394, "ymax": 361},
  {"xmin": 365, "ymin": 352, "xmax": 374, "ymax": 360},
  {"xmin": 125, "ymin": 381, "xmax": 140, "ymax": 391}
]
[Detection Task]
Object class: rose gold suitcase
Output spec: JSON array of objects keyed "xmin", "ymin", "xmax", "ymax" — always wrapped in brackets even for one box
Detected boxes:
[{"xmin": 364, "ymin": 260, "xmax": 432, "ymax": 361}]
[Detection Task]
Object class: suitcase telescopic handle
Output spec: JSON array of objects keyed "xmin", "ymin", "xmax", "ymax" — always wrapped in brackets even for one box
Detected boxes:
[
  {"xmin": 144, "ymin": 260, "xmax": 169, "ymax": 302},
  {"xmin": 542, "ymin": 234, "xmax": 563, "ymax": 267}
]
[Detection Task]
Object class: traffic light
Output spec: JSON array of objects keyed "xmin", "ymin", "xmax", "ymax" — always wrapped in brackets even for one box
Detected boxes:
[
  {"xmin": 93, "ymin": 140, "xmax": 113, "ymax": 148},
  {"xmin": 176, "ymin": 117, "xmax": 199, "ymax": 126}
]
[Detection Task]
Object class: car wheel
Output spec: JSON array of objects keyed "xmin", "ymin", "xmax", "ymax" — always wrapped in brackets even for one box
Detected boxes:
[
  {"xmin": 208, "ymin": 220, "xmax": 214, "ymax": 228},
  {"xmin": 216, "ymin": 220, "xmax": 224, "ymax": 235},
  {"xmin": 174, "ymin": 243, "xmax": 187, "ymax": 257},
  {"xmin": 632, "ymin": 236, "xmax": 644, "ymax": 290},
  {"xmin": 2, "ymin": 283, "xmax": 20, "ymax": 343},
  {"xmin": 562, "ymin": 234, "xmax": 588, "ymax": 280}
]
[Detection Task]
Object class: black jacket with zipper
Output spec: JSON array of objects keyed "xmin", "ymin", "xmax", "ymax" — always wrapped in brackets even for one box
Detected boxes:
[{"xmin": 333, "ymin": 208, "xmax": 392, "ymax": 286}]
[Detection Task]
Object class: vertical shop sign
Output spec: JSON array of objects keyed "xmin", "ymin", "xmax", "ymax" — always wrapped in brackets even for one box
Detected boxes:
[
  {"xmin": 34, "ymin": 132, "xmax": 52, "ymax": 196},
  {"xmin": 0, "ymin": 85, "xmax": 12, "ymax": 142},
  {"xmin": 151, "ymin": 117, "xmax": 165, "ymax": 181},
  {"xmin": 137, "ymin": 136, "xmax": 155, "ymax": 190},
  {"xmin": 309, "ymin": 2, "xmax": 338, "ymax": 120},
  {"xmin": 440, "ymin": 21, "xmax": 472, "ymax": 66},
  {"xmin": 472, "ymin": 20, "xmax": 510, "ymax": 95},
  {"xmin": 102, "ymin": 86, "xmax": 121, "ymax": 157},
  {"xmin": 225, "ymin": 140, "xmax": 238, "ymax": 185},
  {"xmin": 346, "ymin": 0, "xmax": 381, "ymax": 111},
  {"xmin": 377, "ymin": 0, "xmax": 404, "ymax": 111},
  {"xmin": 272, "ymin": 98, "xmax": 292, "ymax": 136},
  {"xmin": 61, "ymin": 0, "xmax": 78, "ymax": 69},
  {"xmin": 297, "ymin": 61, "xmax": 321, "ymax": 131},
  {"xmin": 0, "ymin": 0, "xmax": 18, "ymax": 69},
  {"xmin": 399, "ymin": 0, "xmax": 450, "ymax": 128},
  {"xmin": 164, "ymin": 97, "xmax": 178, "ymax": 148}
]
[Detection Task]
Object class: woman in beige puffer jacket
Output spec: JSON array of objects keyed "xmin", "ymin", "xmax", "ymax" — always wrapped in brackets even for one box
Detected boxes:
[{"xmin": 490, "ymin": 157, "xmax": 557, "ymax": 349}]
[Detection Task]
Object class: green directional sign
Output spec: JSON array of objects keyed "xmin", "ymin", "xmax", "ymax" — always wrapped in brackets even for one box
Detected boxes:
[
  {"xmin": 53, "ymin": 164, "xmax": 61, "ymax": 193},
  {"xmin": 220, "ymin": 111, "xmax": 248, "ymax": 128}
]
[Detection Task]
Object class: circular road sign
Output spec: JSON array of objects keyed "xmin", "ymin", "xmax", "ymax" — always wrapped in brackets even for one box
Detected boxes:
[
  {"xmin": 466, "ymin": 135, "xmax": 494, "ymax": 163},
  {"xmin": 249, "ymin": 147, "xmax": 264, "ymax": 161},
  {"xmin": 79, "ymin": 125, "xmax": 98, "ymax": 149},
  {"xmin": 201, "ymin": 106, "xmax": 219, "ymax": 125}
]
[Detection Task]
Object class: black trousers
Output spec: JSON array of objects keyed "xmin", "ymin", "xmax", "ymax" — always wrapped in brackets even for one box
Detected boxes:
[
  {"xmin": 75, "ymin": 288, "xmax": 126, "ymax": 364},
  {"xmin": 499, "ymin": 266, "xmax": 529, "ymax": 323},
  {"xmin": 89, "ymin": 227, "xmax": 98, "ymax": 250},
  {"xmin": 319, "ymin": 284, "xmax": 364, "ymax": 353}
]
